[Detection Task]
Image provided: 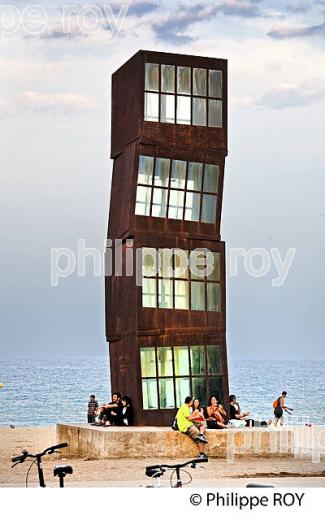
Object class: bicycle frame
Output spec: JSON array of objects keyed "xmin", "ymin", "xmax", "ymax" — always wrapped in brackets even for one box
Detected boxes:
[{"xmin": 36, "ymin": 454, "xmax": 46, "ymax": 488}]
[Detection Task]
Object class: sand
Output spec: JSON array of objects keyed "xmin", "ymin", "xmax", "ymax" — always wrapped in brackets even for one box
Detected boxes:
[{"xmin": 1, "ymin": 426, "xmax": 324, "ymax": 488}]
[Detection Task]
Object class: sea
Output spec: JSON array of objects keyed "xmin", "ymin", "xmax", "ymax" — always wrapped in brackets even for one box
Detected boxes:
[{"xmin": 0, "ymin": 357, "xmax": 324, "ymax": 426}]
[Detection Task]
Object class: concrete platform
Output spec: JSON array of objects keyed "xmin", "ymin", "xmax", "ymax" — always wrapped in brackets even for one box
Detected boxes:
[{"xmin": 57, "ymin": 424, "xmax": 293, "ymax": 460}]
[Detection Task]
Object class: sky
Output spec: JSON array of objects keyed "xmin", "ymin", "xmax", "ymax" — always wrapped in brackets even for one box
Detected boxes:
[{"xmin": 0, "ymin": 0, "xmax": 324, "ymax": 360}]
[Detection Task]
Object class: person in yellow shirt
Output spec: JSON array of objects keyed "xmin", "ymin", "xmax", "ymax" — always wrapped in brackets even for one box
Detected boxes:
[{"xmin": 176, "ymin": 396, "xmax": 208, "ymax": 459}]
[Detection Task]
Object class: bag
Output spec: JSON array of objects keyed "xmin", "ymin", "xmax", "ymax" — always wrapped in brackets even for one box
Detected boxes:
[
  {"xmin": 273, "ymin": 400, "xmax": 279, "ymax": 409},
  {"xmin": 171, "ymin": 417, "xmax": 179, "ymax": 431}
]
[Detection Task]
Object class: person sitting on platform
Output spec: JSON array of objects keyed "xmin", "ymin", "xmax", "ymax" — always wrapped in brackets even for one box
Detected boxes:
[
  {"xmin": 176, "ymin": 396, "xmax": 208, "ymax": 459},
  {"xmin": 206, "ymin": 396, "xmax": 233, "ymax": 429},
  {"xmin": 121, "ymin": 396, "xmax": 134, "ymax": 426},
  {"xmin": 229, "ymin": 394, "xmax": 251, "ymax": 427},
  {"xmin": 229, "ymin": 394, "xmax": 272, "ymax": 428},
  {"xmin": 229, "ymin": 395, "xmax": 250, "ymax": 421},
  {"xmin": 103, "ymin": 392, "xmax": 124, "ymax": 426},
  {"xmin": 191, "ymin": 397, "xmax": 207, "ymax": 434}
]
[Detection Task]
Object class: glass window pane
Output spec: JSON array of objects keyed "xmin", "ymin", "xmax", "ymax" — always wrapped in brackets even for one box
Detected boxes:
[
  {"xmin": 177, "ymin": 66, "xmax": 191, "ymax": 94},
  {"xmin": 144, "ymin": 92, "xmax": 159, "ymax": 122},
  {"xmin": 135, "ymin": 186, "xmax": 152, "ymax": 216},
  {"xmin": 191, "ymin": 281, "xmax": 205, "ymax": 311},
  {"xmin": 154, "ymin": 158, "xmax": 170, "ymax": 187},
  {"xmin": 142, "ymin": 247, "xmax": 157, "ymax": 277},
  {"xmin": 142, "ymin": 278, "xmax": 157, "ymax": 308},
  {"xmin": 207, "ymin": 252, "xmax": 221, "ymax": 281},
  {"xmin": 177, "ymin": 96, "xmax": 191, "ymax": 125},
  {"xmin": 161, "ymin": 64, "xmax": 175, "ymax": 93},
  {"xmin": 152, "ymin": 188, "xmax": 168, "ymax": 218},
  {"xmin": 174, "ymin": 346, "xmax": 190, "ymax": 376},
  {"xmin": 193, "ymin": 68, "xmax": 207, "ymax": 96},
  {"xmin": 203, "ymin": 164, "xmax": 219, "ymax": 193},
  {"xmin": 175, "ymin": 378, "xmax": 190, "ymax": 407},
  {"xmin": 193, "ymin": 98, "xmax": 207, "ymax": 126},
  {"xmin": 158, "ymin": 248, "xmax": 173, "ymax": 278},
  {"xmin": 137, "ymin": 155, "xmax": 154, "ymax": 185},
  {"xmin": 201, "ymin": 195, "xmax": 217, "ymax": 224},
  {"xmin": 142, "ymin": 379, "xmax": 158, "ymax": 409},
  {"xmin": 191, "ymin": 377, "xmax": 207, "ymax": 406},
  {"xmin": 208, "ymin": 376, "xmax": 224, "ymax": 404},
  {"xmin": 161, "ymin": 94, "xmax": 175, "ymax": 123},
  {"xmin": 171, "ymin": 160, "xmax": 187, "ymax": 189},
  {"xmin": 190, "ymin": 346, "xmax": 205, "ymax": 376},
  {"xmin": 145, "ymin": 63, "xmax": 159, "ymax": 91},
  {"xmin": 174, "ymin": 249, "xmax": 189, "ymax": 279},
  {"xmin": 184, "ymin": 192, "xmax": 200, "ymax": 222},
  {"xmin": 140, "ymin": 347, "xmax": 156, "ymax": 377},
  {"xmin": 190, "ymin": 250, "xmax": 208, "ymax": 280},
  {"xmin": 207, "ymin": 283, "xmax": 221, "ymax": 312},
  {"xmin": 168, "ymin": 190, "xmax": 184, "ymax": 220},
  {"xmin": 207, "ymin": 345, "xmax": 222, "ymax": 374},
  {"xmin": 187, "ymin": 162, "xmax": 203, "ymax": 191},
  {"xmin": 158, "ymin": 278, "xmax": 173, "ymax": 308},
  {"xmin": 174, "ymin": 280, "xmax": 189, "ymax": 310},
  {"xmin": 209, "ymin": 70, "xmax": 222, "ymax": 98},
  {"xmin": 209, "ymin": 99, "xmax": 223, "ymax": 128},
  {"xmin": 159, "ymin": 378, "xmax": 175, "ymax": 408},
  {"xmin": 157, "ymin": 347, "xmax": 173, "ymax": 377}
]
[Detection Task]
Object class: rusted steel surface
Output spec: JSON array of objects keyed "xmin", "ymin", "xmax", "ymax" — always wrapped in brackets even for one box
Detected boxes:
[
  {"xmin": 106, "ymin": 50, "xmax": 230, "ymax": 425},
  {"xmin": 111, "ymin": 50, "xmax": 228, "ymax": 158}
]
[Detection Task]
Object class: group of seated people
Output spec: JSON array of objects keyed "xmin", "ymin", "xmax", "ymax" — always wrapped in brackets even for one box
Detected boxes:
[
  {"xmin": 87, "ymin": 392, "xmax": 133, "ymax": 427},
  {"xmin": 176, "ymin": 394, "xmax": 269, "ymax": 459},
  {"xmin": 88, "ymin": 392, "xmax": 269, "ymax": 431},
  {"xmin": 183, "ymin": 394, "xmax": 252, "ymax": 434},
  {"xmin": 188, "ymin": 394, "xmax": 271, "ymax": 431}
]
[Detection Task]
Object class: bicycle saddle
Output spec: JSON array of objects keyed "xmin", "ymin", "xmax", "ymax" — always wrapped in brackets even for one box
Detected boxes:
[
  {"xmin": 145, "ymin": 466, "xmax": 165, "ymax": 478},
  {"xmin": 53, "ymin": 466, "xmax": 73, "ymax": 477}
]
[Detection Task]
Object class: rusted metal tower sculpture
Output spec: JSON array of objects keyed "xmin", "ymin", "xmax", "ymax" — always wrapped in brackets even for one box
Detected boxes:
[{"xmin": 106, "ymin": 51, "xmax": 229, "ymax": 425}]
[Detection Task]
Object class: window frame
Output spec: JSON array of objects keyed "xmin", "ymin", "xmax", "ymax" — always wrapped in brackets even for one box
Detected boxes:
[
  {"xmin": 135, "ymin": 155, "xmax": 221, "ymax": 225},
  {"xmin": 140, "ymin": 344, "xmax": 224, "ymax": 410},
  {"xmin": 144, "ymin": 62, "xmax": 223, "ymax": 128},
  {"xmin": 141, "ymin": 247, "xmax": 221, "ymax": 312}
]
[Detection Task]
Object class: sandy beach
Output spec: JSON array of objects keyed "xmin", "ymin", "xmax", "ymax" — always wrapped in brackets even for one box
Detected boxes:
[{"xmin": 1, "ymin": 426, "xmax": 325, "ymax": 487}]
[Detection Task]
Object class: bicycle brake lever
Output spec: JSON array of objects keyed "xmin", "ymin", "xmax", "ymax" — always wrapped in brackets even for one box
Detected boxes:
[{"xmin": 11, "ymin": 461, "xmax": 20, "ymax": 469}]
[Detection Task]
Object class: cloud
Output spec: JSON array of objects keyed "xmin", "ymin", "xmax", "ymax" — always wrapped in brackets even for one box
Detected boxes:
[
  {"xmin": 126, "ymin": 1, "xmax": 159, "ymax": 16},
  {"xmin": 268, "ymin": 21, "xmax": 325, "ymax": 39},
  {"xmin": 216, "ymin": 0, "xmax": 265, "ymax": 18},
  {"xmin": 39, "ymin": 27, "xmax": 88, "ymax": 40},
  {"xmin": 152, "ymin": 1, "xmax": 267, "ymax": 45},
  {"xmin": 256, "ymin": 82, "xmax": 325, "ymax": 109},
  {"xmin": 152, "ymin": 3, "xmax": 218, "ymax": 44},
  {"xmin": 284, "ymin": 1, "xmax": 313, "ymax": 14},
  {"xmin": 19, "ymin": 91, "xmax": 98, "ymax": 112}
]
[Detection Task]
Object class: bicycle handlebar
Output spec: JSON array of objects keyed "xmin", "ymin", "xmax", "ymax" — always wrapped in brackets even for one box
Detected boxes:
[
  {"xmin": 145, "ymin": 457, "xmax": 207, "ymax": 477},
  {"xmin": 45, "ymin": 443, "xmax": 68, "ymax": 454},
  {"xmin": 12, "ymin": 443, "xmax": 68, "ymax": 464},
  {"xmin": 12, "ymin": 452, "xmax": 28, "ymax": 464}
]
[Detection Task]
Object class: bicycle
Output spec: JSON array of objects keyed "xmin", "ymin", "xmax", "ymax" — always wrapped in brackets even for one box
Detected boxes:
[
  {"xmin": 11, "ymin": 442, "xmax": 72, "ymax": 488},
  {"xmin": 145, "ymin": 456, "xmax": 208, "ymax": 488}
]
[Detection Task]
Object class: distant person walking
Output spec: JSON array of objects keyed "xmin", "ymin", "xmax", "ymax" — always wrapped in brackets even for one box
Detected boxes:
[
  {"xmin": 176, "ymin": 396, "xmax": 208, "ymax": 459},
  {"xmin": 87, "ymin": 394, "xmax": 98, "ymax": 424},
  {"xmin": 273, "ymin": 391, "xmax": 293, "ymax": 426}
]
